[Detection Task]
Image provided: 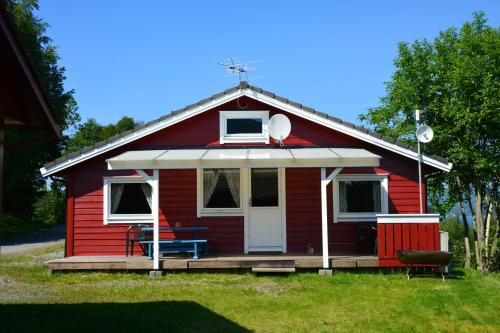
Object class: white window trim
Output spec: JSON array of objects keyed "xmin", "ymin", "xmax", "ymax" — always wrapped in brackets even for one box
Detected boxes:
[
  {"xmin": 196, "ymin": 168, "xmax": 245, "ymax": 217},
  {"xmin": 219, "ymin": 110, "xmax": 269, "ymax": 144},
  {"xmin": 333, "ymin": 174, "xmax": 389, "ymax": 223},
  {"xmin": 103, "ymin": 176, "xmax": 154, "ymax": 224}
]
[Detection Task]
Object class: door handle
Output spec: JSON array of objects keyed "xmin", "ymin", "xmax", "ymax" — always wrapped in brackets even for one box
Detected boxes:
[{"xmin": 249, "ymin": 197, "xmax": 252, "ymax": 206}]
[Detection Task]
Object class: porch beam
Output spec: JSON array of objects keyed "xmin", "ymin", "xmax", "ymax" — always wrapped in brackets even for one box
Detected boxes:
[
  {"xmin": 321, "ymin": 167, "xmax": 343, "ymax": 269},
  {"xmin": 135, "ymin": 169, "xmax": 155, "ymax": 187}
]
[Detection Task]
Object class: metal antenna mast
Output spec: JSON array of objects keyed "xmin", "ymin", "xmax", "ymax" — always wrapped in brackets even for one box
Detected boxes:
[
  {"xmin": 415, "ymin": 109, "xmax": 435, "ymax": 214},
  {"xmin": 217, "ymin": 58, "xmax": 261, "ymax": 83}
]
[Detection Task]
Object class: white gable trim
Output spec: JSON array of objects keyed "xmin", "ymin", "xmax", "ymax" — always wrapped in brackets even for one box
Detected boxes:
[
  {"xmin": 40, "ymin": 87, "xmax": 451, "ymax": 176},
  {"xmin": 243, "ymin": 90, "xmax": 451, "ymax": 171},
  {"xmin": 40, "ymin": 89, "xmax": 242, "ymax": 176}
]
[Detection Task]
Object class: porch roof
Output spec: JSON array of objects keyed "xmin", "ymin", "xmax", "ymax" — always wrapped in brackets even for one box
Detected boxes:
[{"xmin": 106, "ymin": 147, "xmax": 381, "ymax": 170}]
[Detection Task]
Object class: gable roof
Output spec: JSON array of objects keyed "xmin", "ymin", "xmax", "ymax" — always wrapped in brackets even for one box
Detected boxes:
[{"xmin": 40, "ymin": 81, "xmax": 452, "ymax": 176}]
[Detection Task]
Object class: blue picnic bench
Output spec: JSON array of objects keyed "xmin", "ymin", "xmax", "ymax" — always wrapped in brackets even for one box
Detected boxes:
[{"xmin": 140, "ymin": 227, "xmax": 210, "ymax": 260}]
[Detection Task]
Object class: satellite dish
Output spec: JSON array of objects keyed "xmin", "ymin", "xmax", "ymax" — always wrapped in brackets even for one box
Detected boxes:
[
  {"xmin": 416, "ymin": 125, "xmax": 434, "ymax": 143},
  {"xmin": 268, "ymin": 114, "xmax": 291, "ymax": 142}
]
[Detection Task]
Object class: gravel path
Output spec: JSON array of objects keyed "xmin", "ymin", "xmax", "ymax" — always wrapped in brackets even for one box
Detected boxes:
[{"xmin": 0, "ymin": 224, "xmax": 65, "ymax": 255}]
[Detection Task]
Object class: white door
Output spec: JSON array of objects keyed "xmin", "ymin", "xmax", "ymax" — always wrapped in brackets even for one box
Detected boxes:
[{"xmin": 248, "ymin": 168, "xmax": 284, "ymax": 251}]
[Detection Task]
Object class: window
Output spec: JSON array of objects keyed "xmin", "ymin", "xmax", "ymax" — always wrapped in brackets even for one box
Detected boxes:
[
  {"xmin": 104, "ymin": 178, "xmax": 153, "ymax": 223},
  {"xmin": 198, "ymin": 168, "xmax": 242, "ymax": 216},
  {"xmin": 339, "ymin": 181, "xmax": 381, "ymax": 213},
  {"xmin": 333, "ymin": 174, "xmax": 388, "ymax": 222},
  {"xmin": 227, "ymin": 118, "xmax": 262, "ymax": 134},
  {"xmin": 220, "ymin": 111, "xmax": 269, "ymax": 144},
  {"xmin": 251, "ymin": 168, "xmax": 278, "ymax": 207}
]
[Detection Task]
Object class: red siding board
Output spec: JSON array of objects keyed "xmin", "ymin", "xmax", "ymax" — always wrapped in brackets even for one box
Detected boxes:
[
  {"xmin": 378, "ymin": 224, "xmax": 386, "ymax": 258},
  {"xmin": 386, "ymin": 224, "xmax": 394, "ymax": 258},
  {"xmin": 394, "ymin": 224, "xmax": 402, "ymax": 255},
  {"xmin": 402, "ymin": 224, "xmax": 410, "ymax": 250},
  {"xmin": 410, "ymin": 224, "xmax": 419, "ymax": 249},
  {"xmin": 418, "ymin": 224, "xmax": 426, "ymax": 250}
]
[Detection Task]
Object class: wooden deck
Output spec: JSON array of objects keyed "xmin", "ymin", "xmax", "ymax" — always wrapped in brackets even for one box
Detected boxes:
[{"xmin": 46, "ymin": 254, "xmax": 378, "ymax": 272}]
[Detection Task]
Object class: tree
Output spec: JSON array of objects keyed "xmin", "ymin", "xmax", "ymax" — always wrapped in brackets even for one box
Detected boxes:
[
  {"xmin": 4, "ymin": 0, "xmax": 79, "ymax": 222},
  {"xmin": 31, "ymin": 116, "xmax": 141, "ymax": 229},
  {"xmin": 359, "ymin": 12, "xmax": 499, "ymax": 272},
  {"xmin": 65, "ymin": 116, "xmax": 141, "ymax": 154}
]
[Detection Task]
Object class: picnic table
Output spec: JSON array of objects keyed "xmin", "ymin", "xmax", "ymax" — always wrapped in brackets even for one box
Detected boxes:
[{"xmin": 140, "ymin": 226, "xmax": 210, "ymax": 260}]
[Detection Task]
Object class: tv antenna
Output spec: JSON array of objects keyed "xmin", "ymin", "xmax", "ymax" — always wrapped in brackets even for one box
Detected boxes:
[
  {"xmin": 415, "ymin": 109, "xmax": 434, "ymax": 214},
  {"xmin": 217, "ymin": 58, "xmax": 261, "ymax": 83}
]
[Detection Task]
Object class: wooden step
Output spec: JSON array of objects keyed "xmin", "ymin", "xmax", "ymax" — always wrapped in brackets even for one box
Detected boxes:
[
  {"xmin": 252, "ymin": 267, "xmax": 296, "ymax": 273},
  {"xmin": 252, "ymin": 260, "xmax": 295, "ymax": 268}
]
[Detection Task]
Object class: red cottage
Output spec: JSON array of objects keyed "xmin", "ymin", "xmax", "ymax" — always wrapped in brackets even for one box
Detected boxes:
[{"xmin": 42, "ymin": 82, "xmax": 452, "ymax": 272}]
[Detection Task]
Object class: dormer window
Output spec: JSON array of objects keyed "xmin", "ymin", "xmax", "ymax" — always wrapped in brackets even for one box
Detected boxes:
[{"xmin": 220, "ymin": 111, "xmax": 269, "ymax": 144}]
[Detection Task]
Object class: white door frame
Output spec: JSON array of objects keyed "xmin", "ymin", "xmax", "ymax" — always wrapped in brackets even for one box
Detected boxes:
[{"xmin": 244, "ymin": 167, "xmax": 286, "ymax": 253}]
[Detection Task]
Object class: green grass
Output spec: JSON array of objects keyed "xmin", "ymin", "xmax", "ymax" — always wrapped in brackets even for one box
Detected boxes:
[{"xmin": 1, "ymin": 245, "xmax": 499, "ymax": 333}]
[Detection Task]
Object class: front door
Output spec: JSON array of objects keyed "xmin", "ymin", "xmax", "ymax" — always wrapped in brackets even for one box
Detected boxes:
[{"xmin": 248, "ymin": 168, "xmax": 284, "ymax": 251}]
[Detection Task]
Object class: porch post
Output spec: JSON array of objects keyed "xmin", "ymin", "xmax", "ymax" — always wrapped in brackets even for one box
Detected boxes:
[
  {"xmin": 321, "ymin": 168, "xmax": 329, "ymax": 269},
  {"xmin": 320, "ymin": 167, "xmax": 343, "ymax": 270},
  {"xmin": 152, "ymin": 169, "xmax": 160, "ymax": 270},
  {"xmin": 136, "ymin": 169, "xmax": 160, "ymax": 270}
]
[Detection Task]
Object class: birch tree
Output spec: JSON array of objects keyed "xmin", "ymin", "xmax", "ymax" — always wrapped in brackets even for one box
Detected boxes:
[{"xmin": 359, "ymin": 12, "xmax": 499, "ymax": 272}]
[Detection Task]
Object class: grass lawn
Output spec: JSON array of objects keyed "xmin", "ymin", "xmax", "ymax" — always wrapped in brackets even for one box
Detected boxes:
[{"xmin": 0, "ymin": 245, "xmax": 499, "ymax": 333}]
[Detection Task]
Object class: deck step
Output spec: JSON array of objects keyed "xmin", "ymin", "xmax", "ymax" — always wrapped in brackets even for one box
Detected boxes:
[{"xmin": 252, "ymin": 267, "xmax": 296, "ymax": 273}]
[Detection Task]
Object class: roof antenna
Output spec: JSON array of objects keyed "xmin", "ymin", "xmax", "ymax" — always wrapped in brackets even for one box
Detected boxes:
[
  {"xmin": 218, "ymin": 58, "xmax": 261, "ymax": 109},
  {"xmin": 217, "ymin": 58, "xmax": 261, "ymax": 84}
]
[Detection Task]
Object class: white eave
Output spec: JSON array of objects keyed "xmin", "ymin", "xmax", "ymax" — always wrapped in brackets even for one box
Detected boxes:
[
  {"xmin": 106, "ymin": 148, "xmax": 381, "ymax": 170},
  {"xmin": 40, "ymin": 86, "xmax": 452, "ymax": 177}
]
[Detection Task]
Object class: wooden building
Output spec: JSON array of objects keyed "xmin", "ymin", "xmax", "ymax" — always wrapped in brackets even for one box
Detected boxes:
[{"xmin": 41, "ymin": 82, "xmax": 451, "ymax": 272}]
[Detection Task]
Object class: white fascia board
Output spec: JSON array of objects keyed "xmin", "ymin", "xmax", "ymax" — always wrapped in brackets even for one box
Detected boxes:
[
  {"xmin": 40, "ymin": 89, "xmax": 243, "ymax": 177},
  {"xmin": 376, "ymin": 213, "xmax": 440, "ymax": 224},
  {"xmin": 243, "ymin": 90, "xmax": 452, "ymax": 172}
]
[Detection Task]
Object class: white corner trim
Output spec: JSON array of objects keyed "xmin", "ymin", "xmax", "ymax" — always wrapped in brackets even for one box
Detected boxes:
[
  {"xmin": 376, "ymin": 213, "xmax": 440, "ymax": 224},
  {"xmin": 40, "ymin": 86, "xmax": 451, "ymax": 177}
]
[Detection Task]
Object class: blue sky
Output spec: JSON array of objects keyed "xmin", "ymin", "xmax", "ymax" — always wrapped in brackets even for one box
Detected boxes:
[{"xmin": 37, "ymin": 1, "xmax": 499, "ymax": 129}]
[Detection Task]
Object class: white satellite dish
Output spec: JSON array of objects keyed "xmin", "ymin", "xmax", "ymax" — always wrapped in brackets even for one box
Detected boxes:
[
  {"xmin": 268, "ymin": 114, "xmax": 291, "ymax": 143},
  {"xmin": 416, "ymin": 125, "xmax": 434, "ymax": 143}
]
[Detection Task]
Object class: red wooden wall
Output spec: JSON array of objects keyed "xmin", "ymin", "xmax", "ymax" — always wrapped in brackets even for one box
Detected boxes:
[
  {"xmin": 64, "ymin": 96, "xmax": 431, "ymax": 258},
  {"xmin": 377, "ymin": 222, "xmax": 440, "ymax": 267}
]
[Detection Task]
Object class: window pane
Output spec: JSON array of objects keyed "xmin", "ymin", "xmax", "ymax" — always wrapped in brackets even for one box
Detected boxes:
[
  {"xmin": 251, "ymin": 168, "xmax": 278, "ymax": 207},
  {"xmin": 339, "ymin": 181, "xmax": 381, "ymax": 213},
  {"xmin": 111, "ymin": 183, "xmax": 152, "ymax": 214},
  {"xmin": 203, "ymin": 169, "xmax": 240, "ymax": 208},
  {"xmin": 227, "ymin": 118, "xmax": 262, "ymax": 134}
]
